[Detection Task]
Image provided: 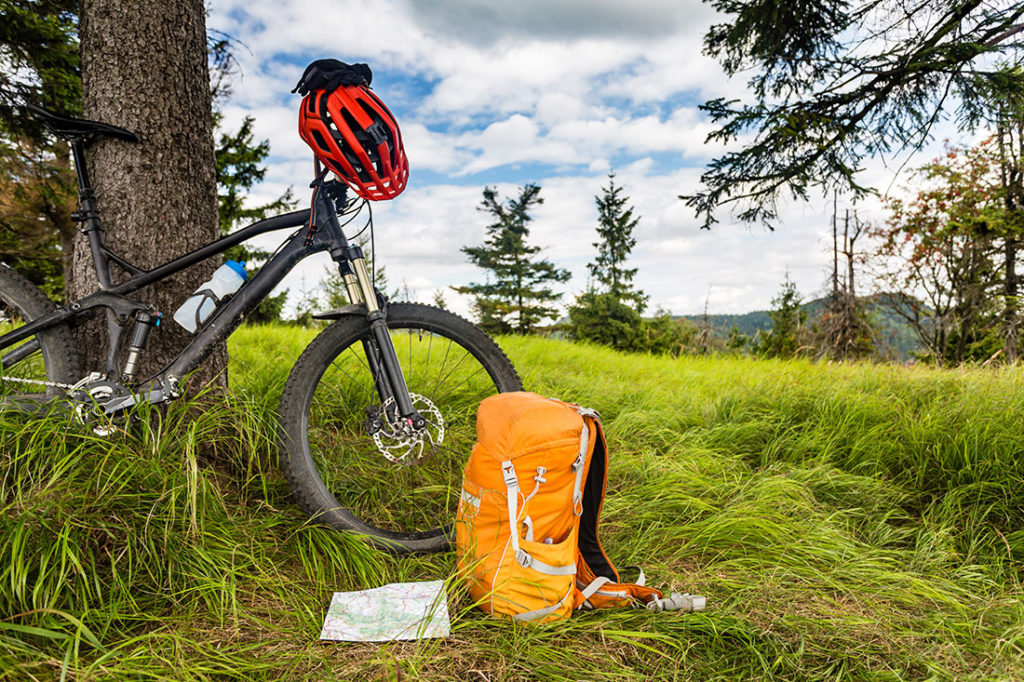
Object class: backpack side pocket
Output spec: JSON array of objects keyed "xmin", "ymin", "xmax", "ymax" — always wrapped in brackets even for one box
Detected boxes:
[{"xmin": 491, "ymin": 531, "xmax": 577, "ymax": 623}]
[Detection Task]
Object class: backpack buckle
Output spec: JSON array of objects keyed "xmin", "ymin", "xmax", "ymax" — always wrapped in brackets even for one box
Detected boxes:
[
  {"xmin": 515, "ymin": 549, "xmax": 532, "ymax": 569},
  {"xmin": 571, "ymin": 452, "xmax": 585, "ymax": 473},
  {"xmin": 501, "ymin": 461, "xmax": 518, "ymax": 489},
  {"xmin": 367, "ymin": 120, "xmax": 388, "ymax": 147}
]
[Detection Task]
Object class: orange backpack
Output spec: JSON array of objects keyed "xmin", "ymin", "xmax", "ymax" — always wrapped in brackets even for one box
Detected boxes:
[{"xmin": 456, "ymin": 392, "xmax": 704, "ymax": 623}]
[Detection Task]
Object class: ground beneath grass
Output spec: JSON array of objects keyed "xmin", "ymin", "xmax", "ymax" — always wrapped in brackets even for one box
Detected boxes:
[{"xmin": 3, "ymin": 326, "xmax": 1024, "ymax": 680}]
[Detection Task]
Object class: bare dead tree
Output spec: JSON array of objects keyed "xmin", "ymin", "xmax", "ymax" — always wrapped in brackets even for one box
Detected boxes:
[
  {"xmin": 819, "ymin": 202, "xmax": 874, "ymax": 360},
  {"xmin": 697, "ymin": 287, "xmax": 713, "ymax": 355}
]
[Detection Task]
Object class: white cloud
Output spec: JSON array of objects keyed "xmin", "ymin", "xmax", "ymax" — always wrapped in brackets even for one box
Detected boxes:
[
  {"xmin": 207, "ymin": 0, "xmax": 970, "ymax": 322},
  {"xmin": 404, "ymin": 0, "xmax": 714, "ymax": 43}
]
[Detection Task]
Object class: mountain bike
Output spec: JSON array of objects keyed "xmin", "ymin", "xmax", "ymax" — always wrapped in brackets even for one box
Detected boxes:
[{"xmin": 0, "ymin": 105, "xmax": 522, "ymax": 554}]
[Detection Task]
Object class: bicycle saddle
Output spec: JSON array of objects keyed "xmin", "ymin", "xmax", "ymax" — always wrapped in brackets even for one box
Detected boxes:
[{"xmin": 24, "ymin": 103, "xmax": 140, "ymax": 143}]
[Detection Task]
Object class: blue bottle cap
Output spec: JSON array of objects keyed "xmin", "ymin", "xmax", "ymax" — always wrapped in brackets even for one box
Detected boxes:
[{"xmin": 225, "ymin": 260, "xmax": 248, "ymax": 280}]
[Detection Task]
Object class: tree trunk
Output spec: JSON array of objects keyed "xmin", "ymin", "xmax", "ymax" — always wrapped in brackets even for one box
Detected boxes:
[
  {"xmin": 831, "ymin": 193, "xmax": 839, "ymax": 302},
  {"xmin": 51, "ymin": 144, "xmax": 78, "ymax": 296},
  {"xmin": 1005, "ymin": 238, "xmax": 1019, "ymax": 363},
  {"xmin": 74, "ymin": 0, "xmax": 225, "ymax": 389}
]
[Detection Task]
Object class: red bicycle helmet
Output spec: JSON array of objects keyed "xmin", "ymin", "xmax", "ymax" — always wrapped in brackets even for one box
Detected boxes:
[{"xmin": 298, "ymin": 86, "xmax": 409, "ymax": 201}]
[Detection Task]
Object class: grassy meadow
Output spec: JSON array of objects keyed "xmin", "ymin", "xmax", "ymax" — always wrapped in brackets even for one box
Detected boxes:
[{"xmin": 3, "ymin": 324, "xmax": 1024, "ymax": 680}]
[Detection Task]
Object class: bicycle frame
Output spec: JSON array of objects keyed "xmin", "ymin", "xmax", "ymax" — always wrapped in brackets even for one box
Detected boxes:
[{"xmin": 1, "ymin": 157, "xmax": 423, "ymax": 426}]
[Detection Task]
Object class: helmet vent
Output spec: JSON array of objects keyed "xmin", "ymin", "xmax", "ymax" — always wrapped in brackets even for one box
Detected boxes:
[
  {"xmin": 310, "ymin": 129, "xmax": 331, "ymax": 154},
  {"xmin": 297, "ymin": 86, "xmax": 409, "ymax": 200},
  {"xmin": 358, "ymin": 99, "xmax": 394, "ymax": 127},
  {"xmin": 339, "ymin": 109, "xmax": 361, "ymax": 135}
]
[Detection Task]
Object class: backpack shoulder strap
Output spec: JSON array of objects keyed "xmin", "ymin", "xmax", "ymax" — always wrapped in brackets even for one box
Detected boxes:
[{"xmin": 575, "ymin": 411, "xmax": 620, "ymax": 583}]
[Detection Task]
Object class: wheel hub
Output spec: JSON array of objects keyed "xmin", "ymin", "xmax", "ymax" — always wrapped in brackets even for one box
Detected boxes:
[{"xmin": 371, "ymin": 393, "xmax": 444, "ymax": 464}]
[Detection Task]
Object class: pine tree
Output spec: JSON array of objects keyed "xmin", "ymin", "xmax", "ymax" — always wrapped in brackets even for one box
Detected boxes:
[
  {"xmin": 455, "ymin": 184, "xmax": 570, "ymax": 335},
  {"xmin": 1, "ymin": 12, "xmax": 291, "ymax": 324},
  {"xmin": 589, "ymin": 173, "xmax": 648, "ymax": 313},
  {"xmin": 1, "ymin": 0, "xmax": 82, "ymax": 295},
  {"xmin": 756, "ymin": 273, "xmax": 809, "ymax": 358},
  {"xmin": 215, "ymin": 115, "xmax": 294, "ymax": 239},
  {"xmin": 568, "ymin": 290, "xmax": 642, "ymax": 352},
  {"xmin": 686, "ymin": 2, "xmax": 1024, "ymax": 229},
  {"xmin": 216, "ymin": 115, "xmax": 294, "ymax": 323}
]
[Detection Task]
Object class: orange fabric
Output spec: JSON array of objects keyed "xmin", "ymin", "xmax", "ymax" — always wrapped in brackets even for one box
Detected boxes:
[{"xmin": 456, "ymin": 392, "xmax": 661, "ymax": 623}]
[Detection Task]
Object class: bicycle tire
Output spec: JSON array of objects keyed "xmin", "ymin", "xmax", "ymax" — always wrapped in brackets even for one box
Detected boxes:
[
  {"xmin": 0, "ymin": 264, "xmax": 79, "ymax": 407},
  {"xmin": 278, "ymin": 303, "xmax": 523, "ymax": 554}
]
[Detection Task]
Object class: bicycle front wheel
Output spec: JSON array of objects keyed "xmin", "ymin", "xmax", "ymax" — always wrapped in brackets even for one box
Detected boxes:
[{"xmin": 278, "ymin": 303, "xmax": 522, "ymax": 554}]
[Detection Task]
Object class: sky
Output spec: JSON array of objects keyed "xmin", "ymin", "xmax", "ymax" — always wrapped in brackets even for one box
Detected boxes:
[{"xmin": 206, "ymin": 0, "xmax": 952, "ymax": 319}]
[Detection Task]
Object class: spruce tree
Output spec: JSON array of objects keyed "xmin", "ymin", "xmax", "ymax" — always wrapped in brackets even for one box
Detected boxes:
[
  {"xmin": 1, "ymin": 12, "xmax": 290, "ymax": 323},
  {"xmin": 756, "ymin": 273, "xmax": 808, "ymax": 358},
  {"xmin": 455, "ymin": 184, "xmax": 570, "ymax": 335},
  {"xmin": 589, "ymin": 173, "xmax": 648, "ymax": 313},
  {"xmin": 687, "ymin": 1, "xmax": 1024, "ymax": 229}
]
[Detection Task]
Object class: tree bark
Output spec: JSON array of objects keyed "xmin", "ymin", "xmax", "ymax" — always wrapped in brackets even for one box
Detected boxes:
[
  {"xmin": 1004, "ymin": 238, "xmax": 1019, "ymax": 363},
  {"xmin": 74, "ymin": 0, "xmax": 225, "ymax": 388}
]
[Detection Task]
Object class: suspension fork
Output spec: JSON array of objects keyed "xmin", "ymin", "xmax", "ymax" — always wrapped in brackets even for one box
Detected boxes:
[{"xmin": 321, "ymin": 198, "xmax": 425, "ymax": 431}]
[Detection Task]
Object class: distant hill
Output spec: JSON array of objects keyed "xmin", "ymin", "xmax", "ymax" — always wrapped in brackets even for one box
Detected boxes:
[{"xmin": 681, "ymin": 295, "xmax": 923, "ymax": 361}]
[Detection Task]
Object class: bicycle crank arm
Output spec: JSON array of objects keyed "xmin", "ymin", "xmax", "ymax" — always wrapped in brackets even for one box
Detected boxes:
[{"xmin": 98, "ymin": 378, "xmax": 178, "ymax": 415}]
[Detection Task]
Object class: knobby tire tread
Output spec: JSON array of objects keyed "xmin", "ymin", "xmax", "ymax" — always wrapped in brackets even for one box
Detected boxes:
[
  {"xmin": 277, "ymin": 303, "xmax": 522, "ymax": 554},
  {"xmin": 0, "ymin": 264, "xmax": 80, "ymax": 398}
]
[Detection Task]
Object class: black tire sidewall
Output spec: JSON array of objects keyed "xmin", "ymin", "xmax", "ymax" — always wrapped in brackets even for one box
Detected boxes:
[
  {"xmin": 0, "ymin": 265, "xmax": 79, "ymax": 395},
  {"xmin": 278, "ymin": 303, "xmax": 521, "ymax": 554}
]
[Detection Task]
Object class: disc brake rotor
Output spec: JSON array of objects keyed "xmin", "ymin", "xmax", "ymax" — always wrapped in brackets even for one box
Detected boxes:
[{"xmin": 372, "ymin": 393, "xmax": 445, "ymax": 464}]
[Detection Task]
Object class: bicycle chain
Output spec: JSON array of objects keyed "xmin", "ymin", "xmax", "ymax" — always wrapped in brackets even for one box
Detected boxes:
[{"xmin": 0, "ymin": 374, "xmax": 74, "ymax": 390}]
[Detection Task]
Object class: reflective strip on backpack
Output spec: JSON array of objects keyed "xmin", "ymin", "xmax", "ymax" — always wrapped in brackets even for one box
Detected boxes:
[
  {"xmin": 460, "ymin": 489, "xmax": 480, "ymax": 510},
  {"xmin": 571, "ymin": 422, "xmax": 589, "ymax": 516}
]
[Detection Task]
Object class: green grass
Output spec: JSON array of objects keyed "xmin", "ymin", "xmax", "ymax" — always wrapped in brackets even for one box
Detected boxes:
[{"xmin": 3, "ymin": 324, "xmax": 1024, "ymax": 679}]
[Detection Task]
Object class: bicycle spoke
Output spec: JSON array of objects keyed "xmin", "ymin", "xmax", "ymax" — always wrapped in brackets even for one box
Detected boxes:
[{"xmin": 306, "ymin": 322, "xmax": 501, "ymax": 534}]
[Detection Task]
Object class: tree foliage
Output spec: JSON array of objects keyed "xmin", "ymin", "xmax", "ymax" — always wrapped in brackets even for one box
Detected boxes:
[
  {"xmin": 456, "ymin": 184, "xmax": 570, "ymax": 335},
  {"xmin": 589, "ymin": 173, "xmax": 647, "ymax": 313},
  {"xmin": 871, "ymin": 139, "xmax": 1018, "ymax": 364},
  {"xmin": 568, "ymin": 291, "xmax": 644, "ymax": 352},
  {"xmin": 0, "ymin": 0, "xmax": 81, "ymax": 134},
  {"xmin": 216, "ymin": 114, "xmax": 293, "ymax": 238},
  {"xmin": 756, "ymin": 273, "xmax": 809, "ymax": 358},
  {"xmin": 215, "ymin": 114, "xmax": 295, "ymax": 323},
  {"xmin": 0, "ymin": 139, "xmax": 72, "ymax": 299},
  {"xmin": 685, "ymin": 1, "xmax": 1024, "ymax": 229},
  {"xmin": 568, "ymin": 175, "xmax": 657, "ymax": 353},
  {"xmin": 0, "ymin": 0, "xmax": 80, "ymax": 296},
  {"xmin": 568, "ymin": 291, "xmax": 694, "ymax": 355}
]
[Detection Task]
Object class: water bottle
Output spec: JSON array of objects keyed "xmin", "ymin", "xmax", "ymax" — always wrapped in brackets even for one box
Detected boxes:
[{"xmin": 173, "ymin": 260, "xmax": 247, "ymax": 333}]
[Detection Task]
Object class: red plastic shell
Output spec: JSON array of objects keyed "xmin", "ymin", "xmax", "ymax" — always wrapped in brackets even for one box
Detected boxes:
[{"xmin": 298, "ymin": 85, "xmax": 409, "ymax": 201}]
